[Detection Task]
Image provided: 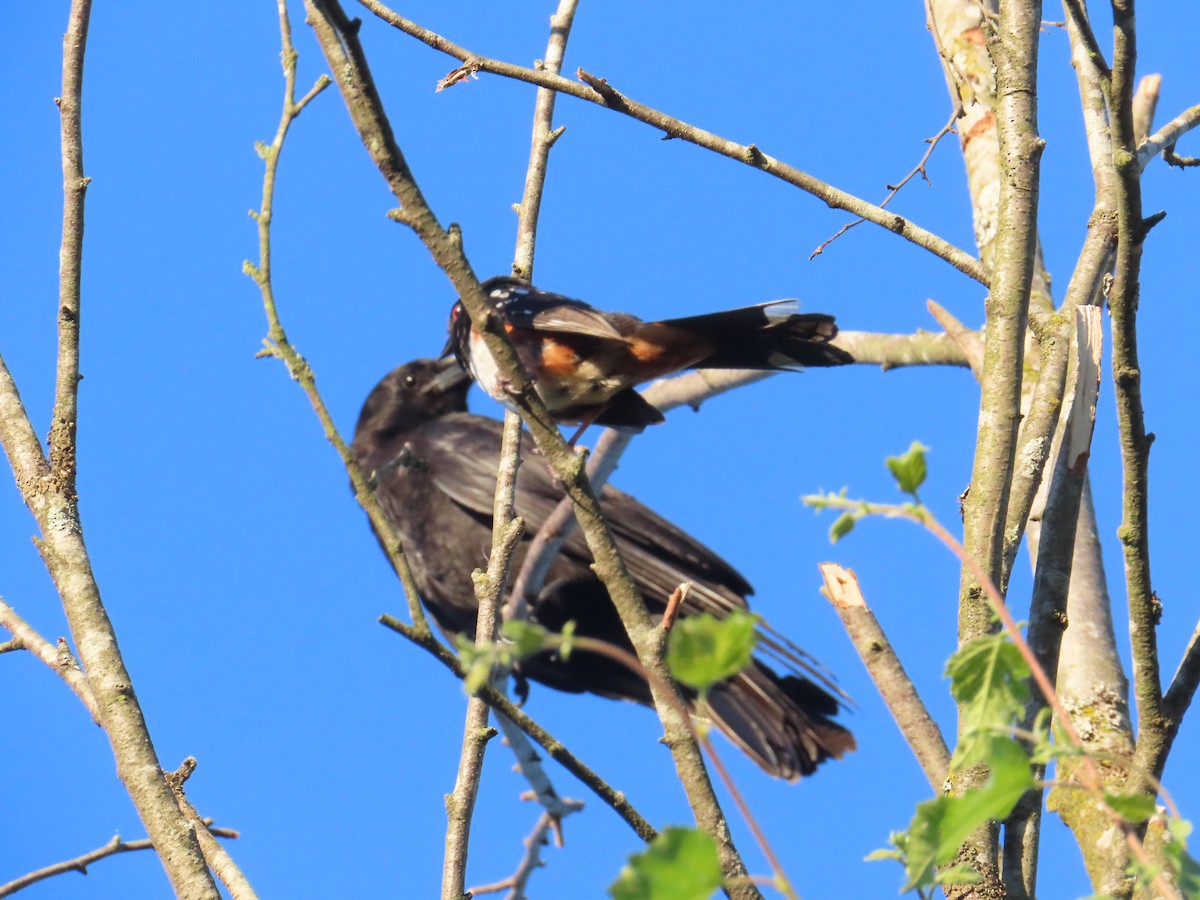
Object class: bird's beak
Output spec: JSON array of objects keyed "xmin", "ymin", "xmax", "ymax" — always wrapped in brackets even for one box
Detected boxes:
[
  {"xmin": 427, "ymin": 354, "xmax": 472, "ymax": 393},
  {"xmin": 439, "ymin": 334, "xmax": 456, "ymax": 360}
]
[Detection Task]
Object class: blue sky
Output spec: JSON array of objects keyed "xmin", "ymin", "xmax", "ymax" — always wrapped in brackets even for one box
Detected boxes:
[{"xmin": 2, "ymin": 3, "xmax": 1199, "ymax": 898}]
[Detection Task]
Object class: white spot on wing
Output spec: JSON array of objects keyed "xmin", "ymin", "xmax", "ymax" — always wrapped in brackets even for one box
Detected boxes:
[{"xmin": 762, "ymin": 299, "xmax": 801, "ymax": 322}]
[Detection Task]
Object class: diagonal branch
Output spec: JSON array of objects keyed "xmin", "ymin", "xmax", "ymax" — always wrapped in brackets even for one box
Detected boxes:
[
  {"xmin": 0, "ymin": 829, "xmax": 239, "ymax": 900},
  {"xmin": 819, "ymin": 564, "xmax": 951, "ymax": 791},
  {"xmin": 379, "ymin": 613, "xmax": 655, "ymax": 842},
  {"xmin": 1136, "ymin": 101, "xmax": 1200, "ymax": 170},
  {"xmin": 0, "ymin": 597, "xmax": 99, "ymax": 722},
  {"xmin": 356, "ymin": 0, "xmax": 990, "ymax": 286},
  {"xmin": 1163, "ymin": 620, "xmax": 1200, "ymax": 726}
]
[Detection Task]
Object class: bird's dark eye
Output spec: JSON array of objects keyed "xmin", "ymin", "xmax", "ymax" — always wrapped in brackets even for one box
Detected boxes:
[{"xmin": 404, "ymin": 375, "xmax": 416, "ymax": 388}]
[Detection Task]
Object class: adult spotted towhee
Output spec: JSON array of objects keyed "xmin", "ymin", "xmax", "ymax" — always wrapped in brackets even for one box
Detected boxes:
[
  {"xmin": 351, "ymin": 357, "xmax": 855, "ymax": 779},
  {"xmin": 446, "ymin": 276, "xmax": 854, "ymax": 434}
]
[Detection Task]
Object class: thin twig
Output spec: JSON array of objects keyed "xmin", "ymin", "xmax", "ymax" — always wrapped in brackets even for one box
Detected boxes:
[
  {"xmin": 0, "ymin": 829, "xmax": 239, "ymax": 899},
  {"xmin": 469, "ymin": 6, "xmax": 590, "ymax": 888},
  {"xmin": 0, "ymin": 598, "xmax": 99, "ymax": 722},
  {"xmin": 511, "ymin": 0, "xmax": 579, "ymax": 281},
  {"xmin": 379, "ymin": 613, "xmax": 656, "ymax": 842},
  {"xmin": 48, "ymin": 1, "xmax": 91, "ymax": 499},
  {"xmin": 464, "ymin": 807, "xmax": 580, "ymax": 900},
  {"xmin": 811, "ymin": 108, "xmax": 961, "ymax": 260}
]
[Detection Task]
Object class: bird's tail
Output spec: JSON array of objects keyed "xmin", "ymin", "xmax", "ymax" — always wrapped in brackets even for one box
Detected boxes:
[
  {"xmin": 702, "ymin": 663, "xmax": 856, "ymax": 780},
  {"xmin": 661, "ymin": 300, "xmax": 854, "ymax": 370}
]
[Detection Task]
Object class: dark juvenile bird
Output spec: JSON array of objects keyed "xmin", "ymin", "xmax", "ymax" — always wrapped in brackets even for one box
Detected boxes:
[
  {"xmin": 351, "ymin": 357, "xmax": 855, "ymax": 779},
  {"xmin": 447, "ymin": 276, "xmax": 854, "ymax": 434}
]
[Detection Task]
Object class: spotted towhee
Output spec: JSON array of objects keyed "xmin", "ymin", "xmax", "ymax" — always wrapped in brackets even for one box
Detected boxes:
[
  {"xmin": 351, "ymin": 357, "xmax": 855, "ymax": 779},
  {"xmin": 447, "ymin": 276, "xmax": 854, "ymax": 435}
]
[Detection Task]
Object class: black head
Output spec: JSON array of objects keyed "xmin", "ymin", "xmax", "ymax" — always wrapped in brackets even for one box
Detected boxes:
[
  {"xmin": 444, "ymin": 300, "xmax": 473, "ymax": 372},
  {"xmin": 444, "ymin": 277, "xmax": 530, "ymax": 370},
  {"xmin": 352, "ymin": 358, "xmax": 472, "ymax": 455}
]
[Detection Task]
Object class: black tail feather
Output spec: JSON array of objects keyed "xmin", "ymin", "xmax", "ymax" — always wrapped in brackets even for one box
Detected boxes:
[
  {"xmin": 705, "ymin": 664, "xmax": 855, "ymax": 780},
  {"xmin": 662, "ymin": 303, "xmax": 853, "ymax": 370}
]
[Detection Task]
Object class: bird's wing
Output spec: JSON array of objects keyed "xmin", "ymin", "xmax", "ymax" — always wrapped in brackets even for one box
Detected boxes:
[
  {"xmin": 417, "ymin": 413, "xmax": 845, "ymax": 699},
  {"xmin": 420, "ymin": 414, "xmax": 753, "ymax": 614},
  {"xmin": 504, "ymin": 295, "xmax": 629, "ymax": 341}
]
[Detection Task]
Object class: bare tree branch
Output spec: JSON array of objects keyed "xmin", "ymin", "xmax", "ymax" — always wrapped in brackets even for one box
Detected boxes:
[
  {"xmin": 1131, "ymin": 74, "xmax": 1161, "ymax": 145},
  {"xmin": 1105, "ymin": 0, "xmax": 1168, "ymax": 791},
  {"xmin": 1163, "ymin": 620, "xmax": 1200, "ymax": 726},
  {"xmin": 0, "ymin": 828, "xmax": 239, "ymax": 899},
  {"xmin": 511, "ymin": 0, "xmax": 578, "ymax": 281},
  {"xmin": 379, "ymin": 612, "xmax": 656, "ymax": 842},
  {"xmin": 929, "ymin": 1, "xmax": 1046, "ymax": 893},
  {"xmin": 1137, "ymin": 100, "xmax": 1200, "ymax": 170},
  {"xmin": 810, "ymin": 108, "xmax": 962, "ymax": 260},
  {"xmin": 462, "ymin": 6, "xmax": 589, "ymax": 890},
  {"xmin": 444, "ymin": 412, "xmax": 524, "ymax": 900},
  {"xmin": 465, "ymin": 808, "xmax": 579, "ymax": 900},
  {"xmin": 1005, "ymin": 306, "xmax": 1103, "ymax": 893},
  {"xmin": 356, "ymin": 0, "xmax": 990, "ymax": 287},
  {"xmin": 818, "ymin": 564, "xmax": 951, "ymax": 791},
  {"xmin": 0, "ymin": 5, "xmax": 223, "ymax": 895},
  {"xmin": 165, "ymin": 759, "xmax": 256, "ymax": 900},
  {"xmin": 0, "ymin": 598, "xmax": 99, "ymax": 722}
]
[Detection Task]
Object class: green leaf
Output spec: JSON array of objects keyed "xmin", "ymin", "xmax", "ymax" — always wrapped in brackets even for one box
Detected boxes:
[
  {"xmin": 902, "ymin": 737, "xmax": 1033, "ymax": 891},
  {"xmin": 886, "ymin": 441, "xmax": 930, "ymax": 495},
  {"xmin": 830, "ymin": 511, "xmax": 857, "ymax": 542},
  {"xmin": 559, "ymin": 619, "xmax": 576, "ymax": 660},
  {"xmin": 454, "ymin": 636, "xmax": 494, "ymax": 694},
  {"xmin": 865, "ymin": 847, "xmax": 903, "ymax": 863},
  {"xmin": 1103, "ymin": 792, "xmax": 1158, "ymax": 824},
  {"xmin": 945, "ymin": 634, "xmax": 1030, "ymax": 766},
  {"xmin": 666, "ymin": 611, "xmax": 758, "ymax": 692},
  {"xmin": 609, "ymin": 827, "xmax": 722, "ymax": 900},
  {"xmin": 501, "ymin": 619, "xmax": 554, "ymax": 658},
  {"xmin": 1162, "ymin": 817, "xmax": 1200, "ymax": 897}
]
